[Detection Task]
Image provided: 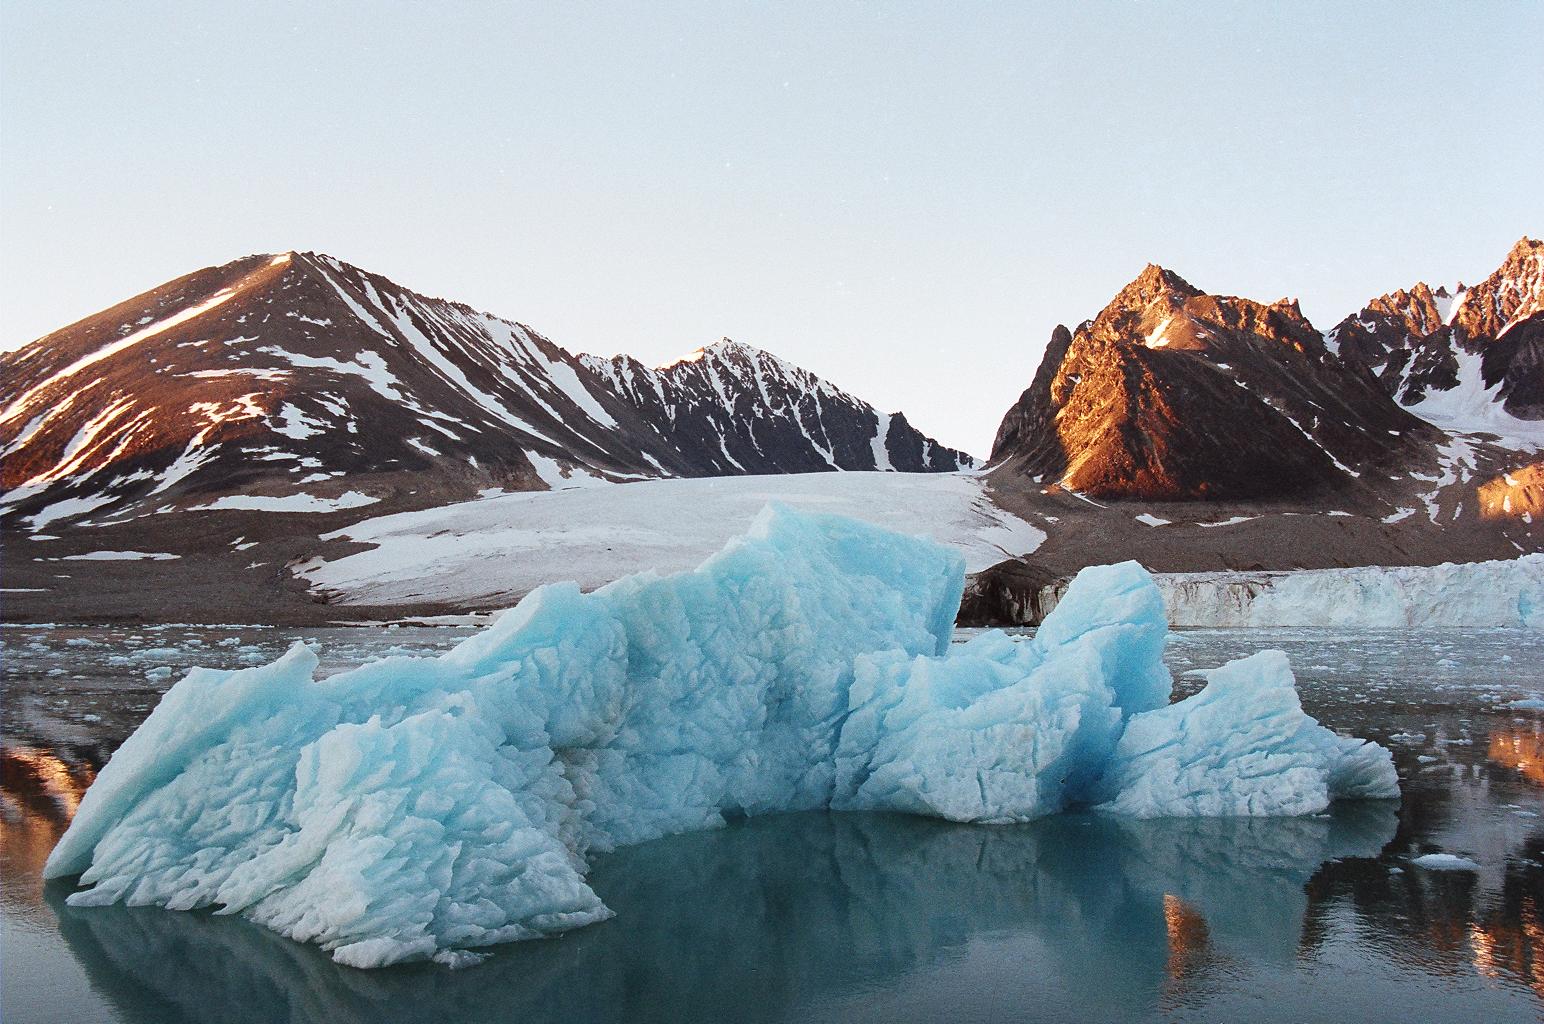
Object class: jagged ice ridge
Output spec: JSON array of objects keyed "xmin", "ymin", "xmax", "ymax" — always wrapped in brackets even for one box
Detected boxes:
[{"xmin": 44, "ymin": 508, "xmax": 1398, "ymax": 968}]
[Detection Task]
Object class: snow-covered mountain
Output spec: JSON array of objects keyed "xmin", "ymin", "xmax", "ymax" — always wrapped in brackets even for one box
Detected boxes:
[
  {"xmin": 0, "ymin": 252, "xmax": 970, "ymax": 530},
  {"xmin": 583, "ymin": 341, "xmax": 968, "ymax": 475},
  {"xmin": 1330, "ymin": 236, "xmax": 1544, "ymax": 429}
]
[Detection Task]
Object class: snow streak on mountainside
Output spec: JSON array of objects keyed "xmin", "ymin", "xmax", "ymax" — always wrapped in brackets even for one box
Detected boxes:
[
  {"xmin": 0, "ymin": 253, "xmax": 969, "ymax": 530},
  {"xmin": 1331, "ymin": 237, "xmax": 1544, "ymax": 431},
  {"xmin": 990, "ymin": 265, "xmax": 1430, "ymax": 501}
]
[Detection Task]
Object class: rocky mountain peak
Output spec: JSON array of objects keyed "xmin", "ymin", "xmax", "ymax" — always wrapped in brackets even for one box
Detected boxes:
[
  {"xmin": 1332, "ymin": 237, "xmax": 1544, "ymax": 422},
  {"xmin": 990, "ymin": 267, "xmax": 1427, "ymax": 501},
  {"xmin": 1452, "ymin": 236, "xmax": 1544, "ymax": 342},
  {"xmin": 1110, "ymin": 264, "xmax": 1202, "ymax": 312}
]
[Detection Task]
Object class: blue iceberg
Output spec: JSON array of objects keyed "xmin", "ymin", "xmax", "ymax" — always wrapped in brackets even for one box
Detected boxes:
[{"xmin": 44, "ymin": 507, "xmax": 1398, "ymax": 967}]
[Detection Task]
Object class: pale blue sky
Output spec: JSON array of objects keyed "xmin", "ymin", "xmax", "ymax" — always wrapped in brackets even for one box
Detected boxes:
[{"xmin": 3, "ymin": 1, "xmax": 1540, "ymax": 455}]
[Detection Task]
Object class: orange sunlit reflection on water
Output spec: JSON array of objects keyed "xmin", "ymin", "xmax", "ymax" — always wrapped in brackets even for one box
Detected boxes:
[
  {"xmin": 1472, "ymin": 897, "xmax": 1544, "ymax": 1000},
  {"xmin": 1489, "ymin": 725, "xmax": 1544, "ymax": 787},
  {"xmin": 0, "ymin": 744, "xmax": 94, "ymax": 914}
]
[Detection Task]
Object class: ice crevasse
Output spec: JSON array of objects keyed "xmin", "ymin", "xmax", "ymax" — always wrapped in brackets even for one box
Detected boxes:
[{"xmin": 44, "ymin": 507, "xmax": 1399, "ymax": 968}]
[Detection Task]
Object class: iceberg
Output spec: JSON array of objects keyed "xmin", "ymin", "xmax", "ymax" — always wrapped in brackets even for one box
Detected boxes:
[
  {"xmin": 44, "ymin": 507, "xmax": 1398, "ymax": 967},
  {"xmin": 1096, "ymin": 651, "xmax": 1398, "ymax": 817}
]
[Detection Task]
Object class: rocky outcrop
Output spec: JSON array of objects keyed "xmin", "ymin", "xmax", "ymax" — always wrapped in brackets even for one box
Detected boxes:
[
  {"xmin": 989, "ymin": 265, "xmax": 1428, "ymax": 501},
  {"xmin": 1478, "ymin": 461, "xmax": 1544, "ymax": 521}
]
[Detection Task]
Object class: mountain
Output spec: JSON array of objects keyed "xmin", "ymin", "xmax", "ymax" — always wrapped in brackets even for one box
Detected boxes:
[
  {"xmin": 1329, "ymin": 237, "xmax": 1544, "ymax": 426},
  {"xmin": 989, "ymin": 264, "xmax": 1431, "ymax": 501},
  {"xmin": 967, "ymin": 248, "xmax": 1543, "ymax": 626},
  {"xmin": 0, "ymin": 252, "xmax": 970, "ymax": 531},
  {"xmin": 582, "ymin": 341, "xmax": 968, "ymax": 475}
]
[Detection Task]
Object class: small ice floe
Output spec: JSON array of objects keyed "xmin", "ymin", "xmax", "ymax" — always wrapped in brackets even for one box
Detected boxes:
[
  {"xmin": 1506, "ymin": 697, "xmax": 1544, "ymax": 710},
  {"xmin": 1387, "ymin": 731, "xmax": 1426, "ymax": 744},
  {"xmin": 1411, "ymin": 853, "xmax": 1480, "ymax": 871}
]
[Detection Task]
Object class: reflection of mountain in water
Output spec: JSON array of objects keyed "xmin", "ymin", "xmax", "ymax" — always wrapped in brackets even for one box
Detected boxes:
[
  {"xmin": 43, "ymin": 808, "xmax": 1397, "ymax": 1024},
  {"xmin": 1490, "ymin": 724, "xmax": 1544, "ymax": 789},
  {"xmin": 0, "ymin": 744, "xmax": 95, "ymax": 920}
]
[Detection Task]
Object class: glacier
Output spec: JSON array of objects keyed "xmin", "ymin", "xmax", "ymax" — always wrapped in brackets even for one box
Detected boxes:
[
  {"xmin": 1036, "ymin": 554, "xmax": 1544, "ymax": 629},
  {"xmin": 44, "ymin": 507, "xmax": 1398, "ymax": 968}
]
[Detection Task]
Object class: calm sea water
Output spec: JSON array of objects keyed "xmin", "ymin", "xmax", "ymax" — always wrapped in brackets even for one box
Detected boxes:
[{"xmin": 3, "ymin": 624, "xmax": 1542, "ymax": 1023}]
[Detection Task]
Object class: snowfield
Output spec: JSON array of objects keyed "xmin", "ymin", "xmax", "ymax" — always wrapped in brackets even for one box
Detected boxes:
[
  {"xmin": 1038, "ymin": 555, "xmax": 1544, "ymax": 629},
  {"xmin": 296, "ymin": 471, "xmax": 1044, "ymax": 607},
  {"xmin": 48, "ymin": 509, "xmax": 1395, "ymax": 968}
]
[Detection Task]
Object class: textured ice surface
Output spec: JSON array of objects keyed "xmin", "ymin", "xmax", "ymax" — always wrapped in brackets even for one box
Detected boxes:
[
  {"xmin": 1097, "ymin": 651, "xmax": 1398, "ymax": 817},
  {"xmin": 45, "ymin": 508, "xmax": 1397, "ymax": 967},
  {"xmin": 835, "ymin": 563, "xmax": 1171, "ymax": 821}
]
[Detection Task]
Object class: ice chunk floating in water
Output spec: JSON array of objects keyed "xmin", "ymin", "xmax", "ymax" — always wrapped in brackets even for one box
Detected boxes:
[{"xmin": 45, "ymin": 508, "xmax": 1398, "ymax": 968}]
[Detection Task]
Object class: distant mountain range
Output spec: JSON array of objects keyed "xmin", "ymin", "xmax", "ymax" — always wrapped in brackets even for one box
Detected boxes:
[
  {"xmin": 2, "ymin": 238, "xmax": 1539, "ymax": 626},
  {"xmin": 0, "ymin": 252, "xmax": 970, "ymax": 530}
]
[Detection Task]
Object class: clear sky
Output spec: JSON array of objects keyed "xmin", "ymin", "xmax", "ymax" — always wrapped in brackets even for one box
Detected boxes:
[{"xmin": 3, "ymin": 1, "xmax": 1541, "ymax": 456}]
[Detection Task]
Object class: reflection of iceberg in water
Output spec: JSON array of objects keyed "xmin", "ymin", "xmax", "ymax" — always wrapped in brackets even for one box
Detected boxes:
[{"xmin": 48, "ymin": 806, "xmax": 1398, "ymax": 1024}]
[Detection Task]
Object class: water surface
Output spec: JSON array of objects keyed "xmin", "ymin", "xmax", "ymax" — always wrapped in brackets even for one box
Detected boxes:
[{"xmin": 3, "ymin": 624, "xmax": 1542, "ymax": 1023}]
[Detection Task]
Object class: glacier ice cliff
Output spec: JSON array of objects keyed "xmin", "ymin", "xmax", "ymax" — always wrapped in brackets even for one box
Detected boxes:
[
  {"xmin": 44, "ymin": 507, "xmax": 1398, "ymax": 968},
  {"xmin": 1038, "ymin": 554, "xmax": 1544, "ymax": 629}
]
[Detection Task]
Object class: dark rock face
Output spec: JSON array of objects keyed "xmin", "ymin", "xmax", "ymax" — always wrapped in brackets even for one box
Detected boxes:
[
  {"xmin": 1479, "ymin": 313, "xmax": 1544, "ymax": 420},
  {"xmin": 582, "ymin": 341, "xmax": 972, "ymax": 476},
  {"xmin": 1331, "ymin": 237, "xmax": 1544, "ymax": 422},
  {"xmin": 1328, "ymin": 282, "xmax": 1462, "ymax": 406},
  {"xmin": 0, "ymin": 252, "xmax": 969, "ymax": 529},
  {"xmin": 989, "ymin": 265, "xmax": 1428, "ymax": 501},
  {"xmin": 957, "ymin": 559, "xmax": 1062, "ymax": 626}
]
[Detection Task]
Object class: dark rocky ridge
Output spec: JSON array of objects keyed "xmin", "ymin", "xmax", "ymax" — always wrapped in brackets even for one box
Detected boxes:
[
  {"xmin": 1330, "ymin": 236, "xmax": 1544, "ymax": 420},
  {"xmin": 582, "ymin": 341, "xmax": 969, "ymax": 476}
]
